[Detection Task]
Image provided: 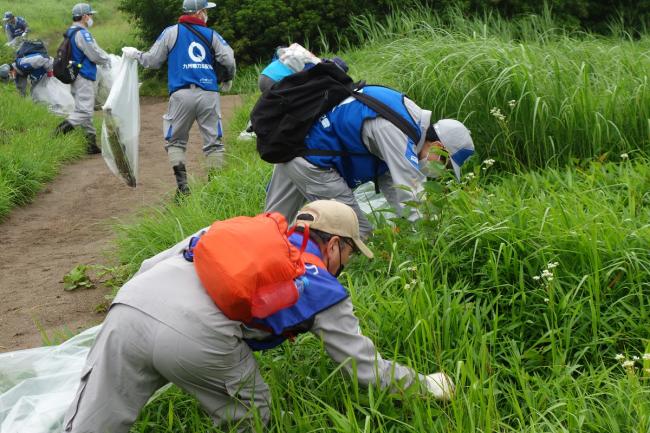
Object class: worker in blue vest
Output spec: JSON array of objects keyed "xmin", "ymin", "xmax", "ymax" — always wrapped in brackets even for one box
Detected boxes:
[
  {"xmin": 53, "ymin": 3, "xmax": 110, "ymax": 155},
  {"xmin": 63, "ymin": 200, "xmax": 454, "ymax": 433},
  {"xmin": 121, "ymin": 0, "xmax": 236, "ymax": 196},
  {"xmin": 264, "ymin": 85, "xmax": 475, "ymax": 238},
  {"xmin": 3, "ymin": 12, "xmax": 29, "ymax": 45},
  {"xmin": 6, "ymin": 52, "xmax": 53, "ymax": 98}
]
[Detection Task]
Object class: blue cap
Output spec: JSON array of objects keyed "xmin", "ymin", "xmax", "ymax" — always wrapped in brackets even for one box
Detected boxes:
[{"xmin": 3, "ymin": 11, "xmax": 14, "ymax": 22}]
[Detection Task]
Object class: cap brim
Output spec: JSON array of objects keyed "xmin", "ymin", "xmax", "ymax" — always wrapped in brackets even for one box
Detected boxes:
[
  {"xmin": 352, "ymin": 238, "xmax": 374, "ymax": 259},
  {"xmin": 206, "ymin": 2, "xmax": 217, "ymax": 8},
  {"xmin": 451, "ymin": 159, "xmax": 462, "ymax": 181}
]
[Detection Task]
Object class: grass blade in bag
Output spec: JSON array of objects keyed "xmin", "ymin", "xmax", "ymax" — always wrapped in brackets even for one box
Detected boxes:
[{"xmin": 101, "ymin": 56, "xmax": 140, "ymax": 187}]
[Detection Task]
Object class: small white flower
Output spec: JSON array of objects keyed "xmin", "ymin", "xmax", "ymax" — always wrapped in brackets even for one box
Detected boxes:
[
  {"xmin": 533, "ymin": 276, "xmax": 541, "ymax": 281},
  {"xmin": 643, "ymin": 353, "xmax": 650, "ymax": 361},
  {"xmin": 483, "ymin": 159, "xmax": 495, "ymax": 167},
  {"xmin": 622, "ymin": 360, "xmax": 636, "ymax": 369},
  {"xmin": 547, "ymin": 262, "xmax": 559, "ymax": 269},
  {"xmin": 490, "ymin": 107, "xmax": 506, "ymax": 121},
  {"xmin": 544, "ymin": 298, "xmax": 549, "ymax": 303},
  {"xmin": 541, "ymin": 269, "xmax": 553, "ymax": 278},
  {"xmin": 615, "ymin": 353, "xmax": 625, "ymax": 361},
  {"xmin": 404, "ymin": 283, "xmax": 411, "ymax": 290},
  {"xmin": 620, "ymin": 153, "xmax": 629, "ymax": 160},
  {"xmin": 547, "ymin": 277, "xmax": 554, "ymax": 282},
  {"xmin": 508, "ymin": 100, "xmax": 517, "ymax": 108},
  {"xmin": 465, "ymin": 172, "xmax": 476, "ymax": 180},
  {"xmin": 633, "ymin": 356, "xmax": 640, "ymax": 361}
]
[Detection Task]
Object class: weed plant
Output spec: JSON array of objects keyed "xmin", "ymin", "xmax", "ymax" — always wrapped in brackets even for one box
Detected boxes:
[{"xmin": 0, "ymin": 84, "xmax": 85, "ymax": 219}]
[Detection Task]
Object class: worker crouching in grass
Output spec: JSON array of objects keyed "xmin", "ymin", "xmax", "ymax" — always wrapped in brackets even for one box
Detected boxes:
[{"xmin": 63, "ymin": 200, "xmax": 453, "ymax": 432}]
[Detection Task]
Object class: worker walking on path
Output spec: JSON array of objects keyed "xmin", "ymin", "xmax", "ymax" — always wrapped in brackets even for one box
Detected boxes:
[
  {"xmin": 3, "ymin": 12, "xmax": 29, "ymax": 45},
  {"xmin": 264, "ymin": 85, "xmax": 475, "ymax": 238},
  {"xmin": 122, "ymin": 0, "xmax": 236, "ymax": 196},
  {"xmin": 54, "ymin": 3, "xmax": 110, "ymax": 155},
  {"xmin": 62, "ymin": 200, "xmax": 453, "ymax": 433}
]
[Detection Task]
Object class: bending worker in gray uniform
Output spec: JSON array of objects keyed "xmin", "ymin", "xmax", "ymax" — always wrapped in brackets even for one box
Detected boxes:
[
  {"xmin": 264, "ymin": 86, "xmax": 475, "ymax": 238},
  {"xmin": 122, "ymin": 0, "xmax": 236, "ymax": 196},
  {"xmin": 54, "ymin": 3, "xmax": 110, "ymax": 155},
  {"xmin": 63, "ymin": 200, "xmax": 453, "ymax": 433},
  {"xmin": 9, "ymin": 52, "xmax": 53, "ymax": 98}
]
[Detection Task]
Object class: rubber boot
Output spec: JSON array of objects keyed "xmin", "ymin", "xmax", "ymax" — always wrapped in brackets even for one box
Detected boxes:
[
  {"xmin": 85, "ymin": 133, "xmax": 101, "ymax": 155},
  {"xmin": 54, "ymin": 120, "xmax": 75, "ymax": 136},
  {"xmin": 173, "ymin": 163, "xmax": 190, "ymax": 197}
]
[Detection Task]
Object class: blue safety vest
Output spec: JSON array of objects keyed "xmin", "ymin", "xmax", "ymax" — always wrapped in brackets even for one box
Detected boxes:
[
  {"xmin": 67, "ymin": 26, "xmax": 97, "ymax": 81},
  {"xmin": 260, "ymin": 59, "xmax": 294, "ymax": 82},
  {"xmin": 303, "ymin": 85, "xmax": 421, "ymax": 189},
  {"xmin": 167, "ymin": 24, "xmax": 223, "ymax": 94},
  {"xmin": 5, "ymin": 17, "xmax": 27, "ymax": 39},
  {"xmin": 244, "ymin": 233, "xmax": 349, "ymax": 351},
  {"xmin": 15, "ymin": 53, "xmax": 48, "ymax": 82}
]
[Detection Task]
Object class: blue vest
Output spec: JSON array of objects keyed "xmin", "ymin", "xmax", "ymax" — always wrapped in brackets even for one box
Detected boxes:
[
  {"xmin": 15, "ymin": 54, "xmax": 47, "ymax": 82},
  {"xmin": 68, "ymin": 26, "xmax": 97, "ymax": 81},
  {"xmin": 167, "ymin": 24, "xmax": 222, "ymax": 94},
  {"xmin": 244, "ymin": 233, "xmax": 349, "ymax": 351},
  {"xmin": 303, "ymin": 86, "xmax": 421, "ymax": 188},
  {"xmin": 261, "ymin": 59, "xmax": 294, "ymax": 82},
  {"xmin": 6, "ymin": 17, "xmax": 27, "ymax": 39}
]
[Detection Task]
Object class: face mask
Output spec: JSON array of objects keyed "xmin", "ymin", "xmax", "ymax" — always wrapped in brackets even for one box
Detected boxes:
[{"xmin": 86, "ymin": 17, "xmax": 94, "ymax": 27}]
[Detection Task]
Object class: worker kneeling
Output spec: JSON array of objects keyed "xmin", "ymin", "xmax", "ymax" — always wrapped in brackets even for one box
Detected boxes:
[{"xmin": 63, "ymin": 200, "xmax": 453, "ymax": 433}]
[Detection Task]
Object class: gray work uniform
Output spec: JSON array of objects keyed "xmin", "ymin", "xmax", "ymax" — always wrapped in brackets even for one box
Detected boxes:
[
  {"xmin": 63, "ymin": 232, "xmax": 425, "ymax": 433},
  {"xmin": 136, "ymin": 24, "xmax": 236, "ymax": 159},
  {"xmin": 12, "ymin": 55, "xmax": 53, "ymax": 98},
  {"xmin": 265, "ymin": 97, "xmax": 432, "ymax": 238},
  {"xmin": 65, "ymin": 24, "xmax": 110, "ymax": 135}
]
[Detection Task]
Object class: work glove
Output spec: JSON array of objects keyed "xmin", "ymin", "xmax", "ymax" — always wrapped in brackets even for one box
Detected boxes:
[
  {"xmin": 121, "ymin": 47, "xmax": 141, "ymax": 60},
  {"xmin": 220, "ymin": 80, "xmax": 233, "ymax": 92},
  {"xmin": 424, "ymin": 372, "xmax": 455, "ymax": 401},
  {"xmin": 47, "ymin": 70, "xmax": 53, "ymax": 77}
]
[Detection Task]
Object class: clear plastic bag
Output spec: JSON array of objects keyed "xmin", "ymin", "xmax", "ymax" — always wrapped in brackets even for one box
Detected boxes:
[
  {"xmin": 101, "ymin": 55, "xmax": 139, "ymax": 187},
  {"xmin": 0, "ymin": 326, "xmax": 100, "ymax": 433},
  {"xmin": 30, "ymin": 77, "xmax": 75, "ymax": 116},
  {"xmin": 96, "ymin": 54, "xmax": 123, "ymax": 106}
]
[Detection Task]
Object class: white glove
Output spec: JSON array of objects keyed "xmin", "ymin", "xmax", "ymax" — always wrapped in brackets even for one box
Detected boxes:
[
  {"xmin": 424, "ymin": 372, "xmax": 455, "ymax": 401},
  {"xmin": 121, "ymin": 47, "xmax": 141, "ymax": 60},
  {"xmin": 220, "ymin": 80, "xmax": 232, "ymax": 92}
]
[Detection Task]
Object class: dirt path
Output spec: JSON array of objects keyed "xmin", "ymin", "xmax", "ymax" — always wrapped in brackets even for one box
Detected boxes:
[{"xmin": 0, "ymin": 95, "xmax": 242, "ymax": 352}]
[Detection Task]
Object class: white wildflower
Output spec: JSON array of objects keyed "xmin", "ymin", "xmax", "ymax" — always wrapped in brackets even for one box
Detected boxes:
[
  {"xmin": 633, "ymin": 356, "xmax": 640, "ymax": 361},
  {"xmin": 483, "ymin": 159, "xmax": 495, "ymax": 167},
  {"xmin": 404, "ymin": 283, "xmax": 411, "ymax": 290},
  {"xmin": 643, "ymin": 353, "xmax": 650, "ymax": 361},
  {"xmin": 544, "ymin": 298, "xmax": 549, "ymax": 303},
  {"xmin": 490, "ymin": 107, "xmax": 506, "ymax": 121},
  {"xmin": 615, "ymin": 353, "xmax": 625, "ymax": 361},
  {"xmin": 541, "ymin": 269, "xmax": 553, "ymax": 278},
  {"xmin": 547, "ymin": 277, "xmax": 554, "ymax": 282},
  {"xmin": 622, "ymin": 360, "xmax": 636, "ymax": 369},
  {"xmin": 547, "ymin": 262, "xmax": 559, "ymax": 269},
  {"xmin": 533, "ymin": 276, "xmax": 541, "ymax": 281},
  {"xmin": 464, "ymin": 172, "xmax": 476, "ymax": 181},
  {"xmin": 508, "ymin": 100, "xmax": 517, "ymax": 108},
  {"xmin": 620, "ymin": 153, "xmax": 629, "ymax": 160}
]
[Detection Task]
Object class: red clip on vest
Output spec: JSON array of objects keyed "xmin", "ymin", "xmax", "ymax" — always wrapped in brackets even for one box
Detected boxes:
[{"xmin": 193, "ymin": 212, "xmax": 323, "ymax": 323}]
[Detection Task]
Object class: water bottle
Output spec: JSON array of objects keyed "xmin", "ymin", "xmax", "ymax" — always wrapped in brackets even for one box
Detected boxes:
[{"xmin": 252, "ymin": 276, "xmax": 309, "ymax": 319}]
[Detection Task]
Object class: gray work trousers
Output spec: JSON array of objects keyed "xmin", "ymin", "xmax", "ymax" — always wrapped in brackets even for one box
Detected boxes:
[
  {"xmin": 67, "ymin": 75, "xmax": 96, "ymax": 135},
  {"xmin": 163, "ymin": 87, "xmax": 224, "ymax": 156},
  {"xmin": 63, "ymin": 304, "xmax": 270, "ymax": 433},
  {"xmin": 264, "ymin": 157, "xmax": 373, "ymax": 237}
]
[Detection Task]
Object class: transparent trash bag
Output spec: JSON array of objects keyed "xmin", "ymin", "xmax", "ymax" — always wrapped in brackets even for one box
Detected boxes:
[
  {"xmin": 0, "ymin": 326, "xmax": 100, "ymax": 433},
  {"xmin": 101, "ymin": 55, "xmax": 139, "ymax": 187},
  {"xmin": 96, "ymin": 54, "xmax": 122, "ymax": 106},
  {"xmin": 30, "ymin": 77, "xmax": 75, "ymax": 116}
]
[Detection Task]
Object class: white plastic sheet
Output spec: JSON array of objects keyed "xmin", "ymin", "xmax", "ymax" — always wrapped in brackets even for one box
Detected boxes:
[
  {"xmin": 354, "ymin": 182, "xmax": 394, "ymax": 218},
  {"xmin": 0, "ymin": 326, "xmax": 100, "ymax": 433},
  {"xmin": 30, "ymin": 77, "xmax": 75, "ymax": 116},
  {"xmin": 96, "ymin": 54, "xmax": 122, "ymax": 106},
  {"xmin": 101, "ymin": 55, "xmax": 139, "ymax": 187}
]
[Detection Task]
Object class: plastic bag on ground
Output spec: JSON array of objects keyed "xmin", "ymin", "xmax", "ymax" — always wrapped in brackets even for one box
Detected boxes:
[
  {"xmin": 30, "ymin": 77, "xmax": 75, "ymax": 116},
  {"xmin": 101, "ymin": 55, "xmax": 139, "ymax": 187},
  {"xmin": 0, "ymin": 326, "xmax": 100, "ymax": 433},
  {"xmin": 96, "ymin": 54, "xmax": 122, "ymax": 106}
]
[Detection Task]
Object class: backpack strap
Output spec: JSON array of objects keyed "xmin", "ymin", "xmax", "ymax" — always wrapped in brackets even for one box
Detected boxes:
[{"xmin": 349, "ymin": 90, "xmax": 421, "ymax": 144}]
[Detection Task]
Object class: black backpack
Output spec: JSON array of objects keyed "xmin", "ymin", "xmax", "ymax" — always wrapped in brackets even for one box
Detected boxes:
[
  {"xmin": 181, "ymin": 23, "xmax": 233, "ymax": 85},
  {"xmin": 16, "ymin": 39, "xmax": 48, "ymax": 58},
  {"xmin": 52, "ymin": 28, "xmax": 83, "ymax": 84},
  {"xmin": 250, "ymin": 61, "xmax": 420, "ymax": 164}
]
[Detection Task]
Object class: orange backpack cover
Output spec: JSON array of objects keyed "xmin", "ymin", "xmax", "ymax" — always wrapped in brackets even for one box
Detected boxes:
[{"xmin": 193, "ymin": 212, "xmax": 313, "ymax": 323}]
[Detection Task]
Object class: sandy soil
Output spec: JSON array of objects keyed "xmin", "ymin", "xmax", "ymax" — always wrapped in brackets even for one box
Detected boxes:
[{"xmin": 0, "ymin": 95, "xmax": 241, "ymax": 352}]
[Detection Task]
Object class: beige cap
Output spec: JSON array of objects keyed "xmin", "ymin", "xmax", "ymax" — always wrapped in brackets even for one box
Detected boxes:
[{"xmin": 295, "ymin": 200, "xmax": 374, "ymax": 259}]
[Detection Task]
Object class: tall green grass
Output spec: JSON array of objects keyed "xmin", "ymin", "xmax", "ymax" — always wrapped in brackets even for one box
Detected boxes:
[
  {"xmin": 0, "ymin": 84, "xmax": 85, "ymax": 219},
  {"xmin": 338, "ymin": 8, "xmax": 650, "ymax": 172}
]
